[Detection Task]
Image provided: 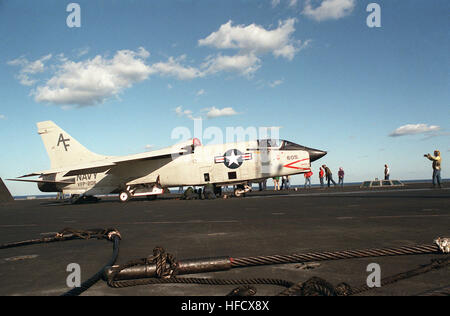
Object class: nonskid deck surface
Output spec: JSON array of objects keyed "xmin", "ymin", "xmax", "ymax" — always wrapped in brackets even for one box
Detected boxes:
[{"xmin": 0, "ymin": 183, "xmax": 448, "ymax": 296}]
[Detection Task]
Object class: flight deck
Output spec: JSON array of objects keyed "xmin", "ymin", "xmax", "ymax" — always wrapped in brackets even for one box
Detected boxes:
[{"xmin": 0, "ymin": 183, "xmax": 448, "ymax": 296}]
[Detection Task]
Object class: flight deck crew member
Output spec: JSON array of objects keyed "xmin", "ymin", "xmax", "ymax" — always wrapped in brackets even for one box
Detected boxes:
[
  {"xmin": 338, "ymin": 167, "xmax": 344, "ymax": 187},
  {"xmin": 273, "ymin": 177, "xmax": 280, "ymax": 191},
  {"xmin": 304, "ymin": 171, "xmax": 313, "ymax": 188},
  {"xmin": 319, "ymin": 167, "xmax": 325, "ymax": 188},
  {"xmin": 322, "ymin": 165, "xmax": 337, "ymax": 187},
  {"xmin": 285, "ymin": 176, "xmax": 290, "ymax": 190},
  {"xmin": 384, "ymin": 164, "xmax": 390, "ymax": 180},
  {"xmin": 424, "ymin": 150, "xmax": 442, "ymax": 188}
]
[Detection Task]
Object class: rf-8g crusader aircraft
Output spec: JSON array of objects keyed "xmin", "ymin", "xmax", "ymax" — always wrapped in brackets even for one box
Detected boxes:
[{"xmin": 9, "ymin": 121, "xmax": 327, "ymax": 203}]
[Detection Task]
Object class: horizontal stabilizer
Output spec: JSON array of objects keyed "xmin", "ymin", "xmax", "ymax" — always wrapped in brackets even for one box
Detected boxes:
[
  {"xmin": 18, "ymin": 173, "xmax": 43, "ymax": 178},
  {"xmin": 7, "ymin": 178, "xmax": 75, "ymax": 185}
]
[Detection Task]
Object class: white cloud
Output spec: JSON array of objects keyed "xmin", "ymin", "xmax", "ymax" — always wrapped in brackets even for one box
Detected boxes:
[
  {"xmin": 198, "ymin": 19, "xmax": 301, "ymax": 61},
  {"xmin": 197, "ymin": 19, "xmax": 308, "ymax": 77},
  {"xmin": 269, "ymin": 79, "xmax": 284, "ymax": 88},
  {"xmin": 271, "ymin": 0, "xmax": 281, "ymax": 8},
  {"xmin": 204, "ymin": 106, "xmax": 238, "ymax": 119},
  {"xmin": 7, "ymin": 54, "xmax": 52, "ymax": 86},
  {"xmin": 271, "ymin": 0, "xmax": 297, "ymax": 9},
  {"xmin": 8, "ymin": 54, "xmax": 52, "ymax": 74},
  {"xmin": 145, "ymin": 144, "xmax": 154, "ymax": 151},
  {"xmin": 303, "ymin": 0, "xmax": 356, "ymax": 22},
  {"xmin": 0, "ymin": 114, "xmax": 5, "ymax": 119},
  {"xmin": 76, "ymin": 47, "xmax": 90, "ymax": 58},
  {"xmin": 16, "ymin": 74, "xmax": 37, "ymax": 86},
  {"xmin": 202, "ymin": 53, "xmax": 261, "ymax": 77},
  {"xmin": 389, "ymin": 124, "xmax": 441, "ymax": 137},
  {"xmin": 9, "ymin": 48, "xmax": 225, "ymax": 106},
  {"xmin": 8, "ymin": 18, "xmax": 306, "ymax": 106},
  {"xmin": 288, "ymin": 0, "xmax": 298, "ymax": 7},
  {"xmin": 175, "ymin": 106, "xmax": 238, "ymax": 120},
  {"xmin": 148, "ymin": 55, "xmax": 203, "ymax": 80},
  {"xmin": 175, "ymin": 106, "xmax": 199, "ymax": 120},
  {"xmin": 196, "ymin": 89, "xmax": 206, "ymax": 96},
  {"xmin": 175, "ymin": 106, "xmax": 190, "ymax": 116},
  {"xmin": 34, "ymin": 48, "xmax": 152, "ymax": 106}
]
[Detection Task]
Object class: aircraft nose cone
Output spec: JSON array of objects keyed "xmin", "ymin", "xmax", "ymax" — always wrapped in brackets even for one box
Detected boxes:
[{"xmin": 307, "ymin": 148, "xmax": 327, "ymax": 162}]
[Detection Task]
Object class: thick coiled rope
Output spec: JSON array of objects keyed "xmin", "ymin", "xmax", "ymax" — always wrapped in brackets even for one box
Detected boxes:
[{"xmin": 106, "ymin": 242, "xmax": 447, "ymax": 296}]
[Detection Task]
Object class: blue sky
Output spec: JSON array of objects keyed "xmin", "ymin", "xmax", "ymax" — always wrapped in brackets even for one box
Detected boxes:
[{"xmin": 0, "ymin": 0, "xmax": 448, "ymax": 195}]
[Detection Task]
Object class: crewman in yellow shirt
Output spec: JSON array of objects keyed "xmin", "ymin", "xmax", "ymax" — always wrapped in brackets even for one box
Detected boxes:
[{"xmin": 424, "ymin": 150, "xmax": 442, "ymax": 188}]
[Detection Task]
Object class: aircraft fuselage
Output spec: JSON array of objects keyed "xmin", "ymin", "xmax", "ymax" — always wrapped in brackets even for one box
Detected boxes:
[{"xmin": 42, "ymin": 139, "xmax": 325, "ymax": 196}]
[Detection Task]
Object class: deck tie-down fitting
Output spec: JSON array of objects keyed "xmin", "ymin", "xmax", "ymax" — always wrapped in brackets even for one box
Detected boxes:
[{"xmin": 435, "ymin": 237, "xmax": 450, "ymax": 254}]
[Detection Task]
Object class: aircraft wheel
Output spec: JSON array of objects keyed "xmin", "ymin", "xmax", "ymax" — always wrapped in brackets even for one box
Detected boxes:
[
  {"xmin": 119, "ymin": 191, "xmax": 131, "ymax": 203},
  {"xmin": 69, "ymin": 194, "xmax": 80, "ymax": 204},
  {"xmin": 147, "ymin": 195, "xmax": 157, "ymax": 201},
  {"xmin": 214, "ymin": 185, "xmax": 222, "ymax": 197}
]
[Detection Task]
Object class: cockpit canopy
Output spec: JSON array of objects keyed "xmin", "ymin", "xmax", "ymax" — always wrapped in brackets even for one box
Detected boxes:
[
  {"xmin": 257, "ymin": 139, "xmax": 282, "ymax": 148},
  {"xmin": 257, "ymin": 139, "xmax": 327, "ymax": 161},
  {"xmin": 257, "ymin": 139, "xmax": 311, "ymax": 151}
]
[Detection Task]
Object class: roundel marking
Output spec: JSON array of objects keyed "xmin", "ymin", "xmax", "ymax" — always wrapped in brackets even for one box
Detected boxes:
[{"xmin": 223, "ymin": 149, "xmax": 244, "ymax": 169}]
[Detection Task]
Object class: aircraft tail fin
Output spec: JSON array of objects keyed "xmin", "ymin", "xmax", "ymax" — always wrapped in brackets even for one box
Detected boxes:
[
  {"xmin": 0, "ymin": 178, "xmax": 14, "ymax": 203},
  {"xmin": 37, "ymin": 121, "xmax": 106, "ymax": 169}
]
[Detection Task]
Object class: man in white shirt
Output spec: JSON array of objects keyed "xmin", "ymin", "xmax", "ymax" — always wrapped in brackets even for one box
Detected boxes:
[{"xmin": 384, "ymin": 164, "xmax": 390, "ymax": 180}]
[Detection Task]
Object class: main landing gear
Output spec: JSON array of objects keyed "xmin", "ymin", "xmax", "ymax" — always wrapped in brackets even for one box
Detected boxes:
[
  {"xmin": 119, "ymin": 191, "xmax": 131, "ymax": 203},
  {"xmin": 234, "ymin": 184, "xmax": 252, "ymax": 197},
  {"xmin": 119, "ymin": 184, "xmax": 163, "ymax": 203},
  {"xmin": 69, "ymin": 194, "xmax": 99, "ymax": 204}
]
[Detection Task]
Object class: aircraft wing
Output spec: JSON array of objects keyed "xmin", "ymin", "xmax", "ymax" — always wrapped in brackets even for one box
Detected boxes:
[
  {"xmin": 62, "ymin": 152, "xmax": 176, "ymax": 177},
  {"xmin": 110, "ymin": 152, "xmax": 174, "ymax": 164},
  {"xmin": 62, "ymin": 162, "xmax": 117, "ymax": 177},
  {"xmin": 13, "ymin": 161, "xmax": 117, "ymax": 178},
  {"xmin": 15, "ymin": 146, "xmax": 189, "ymax": 179},
  {"xmin": 62, "ymin": 142, "xmax": 192, "ymax": 176}
]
